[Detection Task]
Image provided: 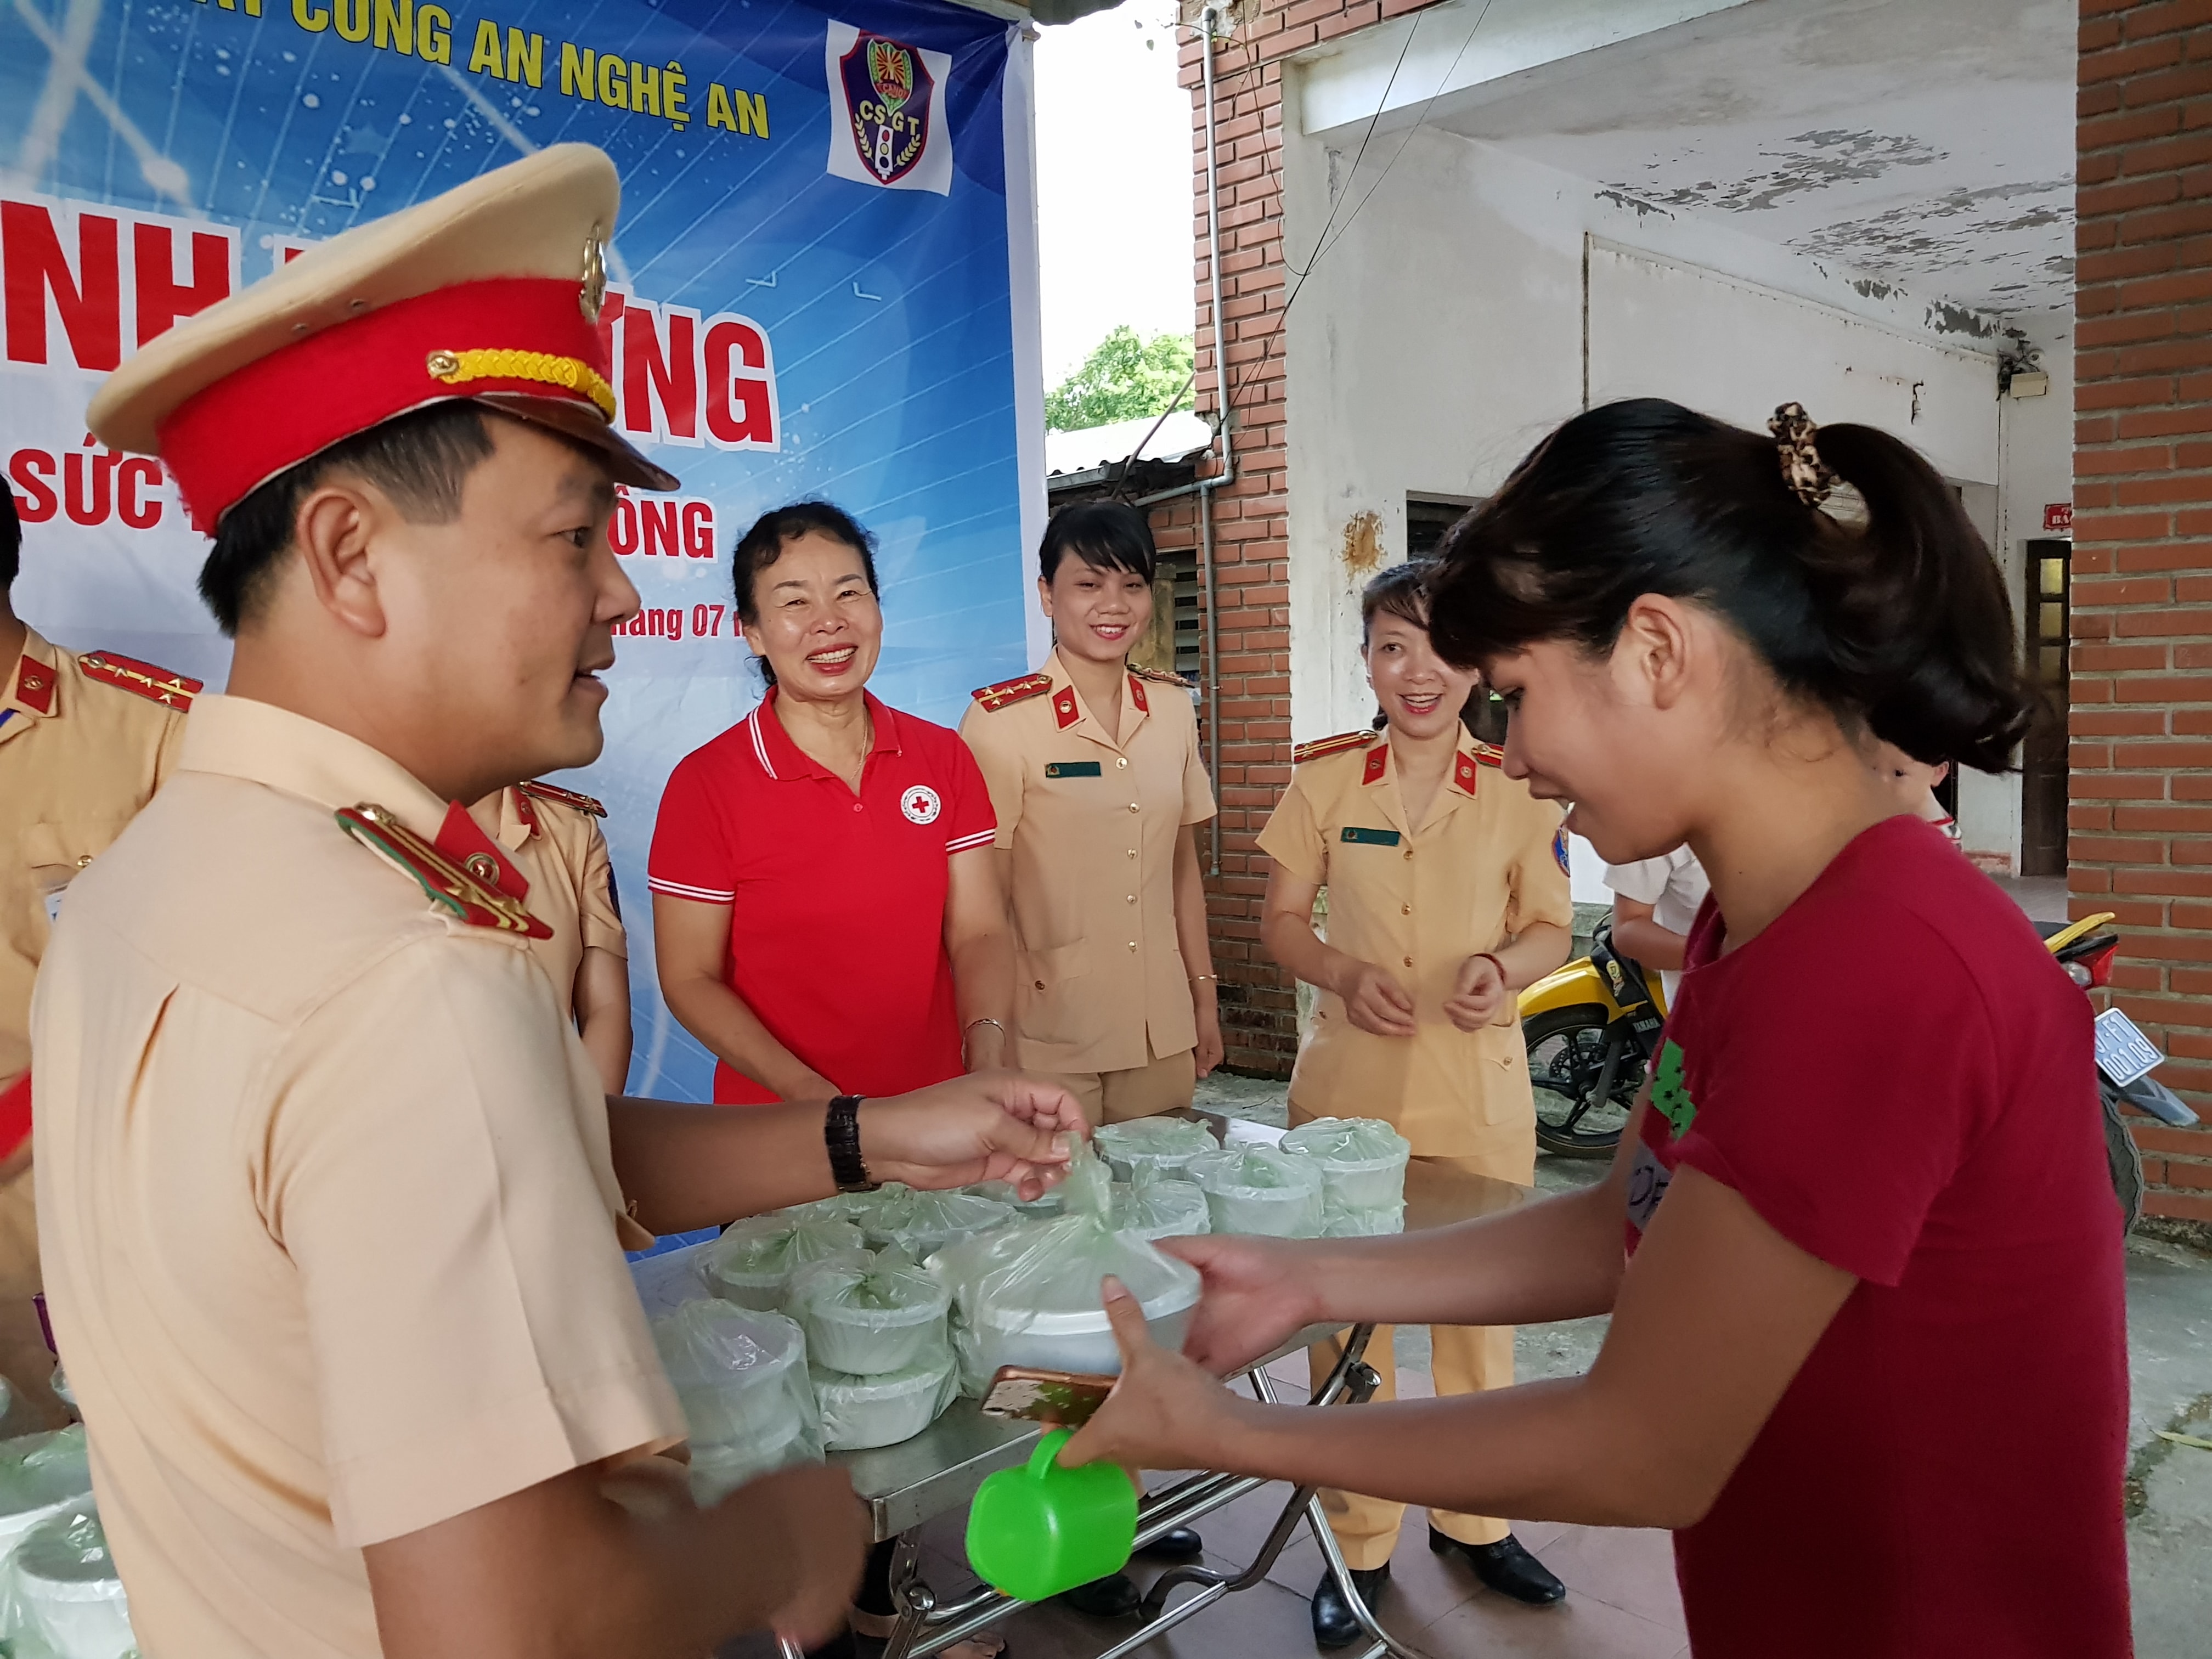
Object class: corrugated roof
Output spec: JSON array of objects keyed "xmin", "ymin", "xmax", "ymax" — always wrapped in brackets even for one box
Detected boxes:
[{"xmin": 1045, "ymin": 409, "xmax": 1212, "ymax": 477}]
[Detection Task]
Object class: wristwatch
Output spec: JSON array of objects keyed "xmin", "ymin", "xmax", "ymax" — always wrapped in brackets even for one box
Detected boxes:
[{"xmin": 826, "ymin": 1094, "xmax": 879, "ymax": 1193}]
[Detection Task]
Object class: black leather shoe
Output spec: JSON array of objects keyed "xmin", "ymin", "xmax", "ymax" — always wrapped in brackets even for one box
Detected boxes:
[
  {"xmin": 1429, "ymin": 1528, "xmax": 1565, "ymax": 1605},
  {"xmin": 1310, "ymin": 1564, "xmax": 1390, "ymax": 1649},
  {"xmin": 1058, "ymin": 1572, "xmax": 1140, "ymax": 1618},
  {"xmin": 1134, "ymin": 1526, "xmax": 1204, "ymax": 1563}
]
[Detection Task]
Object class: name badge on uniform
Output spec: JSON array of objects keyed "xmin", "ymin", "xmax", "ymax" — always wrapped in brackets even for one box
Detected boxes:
[
  {"xmin": 1340, "ymin": 826, "xmax": 1402, "ymax": 845},
  {"xmin": 1044, "ymin": 761, "xmax": 1102, "ymax": 778}
]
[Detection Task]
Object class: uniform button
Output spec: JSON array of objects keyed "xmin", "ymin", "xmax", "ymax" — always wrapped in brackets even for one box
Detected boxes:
[
  {"xmin": 1403, "ymin": 956, "xmax": 1414, "ymax": 967},
  {"xmin": 1034, "ymin": 979, "xmax": 1046, "ymax": 990},
  {"xmin": 75, "ymin": 854, "xmax": 93, "ymax": 869},
  {"xmin": 1116, "ymin": 757, "xmax": 1129, "ymax": 769},
  {"xmin": 1126, "ymin": 849, "xmax": 1138, "ymax": 859},
  {"xmin": 853, "ymin": 802, "xmax": 864, "ymax": 812},
  {"xmin": 1401, "ymin": 904, "xmax": 1412, "ymax": 916},
  {"xmin": 1402, "ymin": 848, "xmax": 1413, "ymax": 861},
  {"xmin": 1126, "ymin": 894, "xmax": 1137, "ymax": 904},
  {"xmin": 1128, "ymin": 941, "xmax": 1139, "ymax": 951},
  {"xmin": 465, "ymin": 853, "xmax": 499, "ymax": 883},
  {"xmin": 1128, "ymin": 802, "xmax": 1140, "ymax": 813}
]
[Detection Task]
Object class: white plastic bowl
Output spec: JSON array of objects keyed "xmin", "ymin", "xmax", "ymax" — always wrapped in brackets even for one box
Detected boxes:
[
  {"xmin": 969, "ymin": 1276, "xmax": 1200, "ymax": 1378},
  {"xmin": 688, "ymin": 1420, "xmax": 817, "ymax": 1504},
  {"xmin": 812, "ymin": 1358, "xmax": 955, "ymax": 1451},
  {"xmin": 1093, "ymin": 1118, "xmax": 1218, "ymax": 1183},
  {"xmin": 1188, "ymin": 1148, "xmax": 1325, "ymax": 1238},
  {"xmin": 794, "ymin": 1269, "xmax": 950, "ymax": 1377},
  {"xmin": 14, "ymin": 1511, "xmax": 134, "ymax": 1659},
  {"xmin": 1282, "ymin": 1119, "xmax": 1412, "ymax": 1210}
]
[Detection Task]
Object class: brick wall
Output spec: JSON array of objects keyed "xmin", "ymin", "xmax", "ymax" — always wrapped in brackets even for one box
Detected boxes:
[
  {"xmin": 2074, "ymin": 0, "xmax": 2212, "ymax": 1222},
  {"xmin": 1172, "ymin": 0, "xmax": 1441, "ymax": 1074}
]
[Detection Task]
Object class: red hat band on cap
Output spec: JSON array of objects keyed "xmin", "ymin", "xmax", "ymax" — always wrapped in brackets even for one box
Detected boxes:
[{"xmin": 157, "ymin": 275, "xmax": 614, "ymax": 533}]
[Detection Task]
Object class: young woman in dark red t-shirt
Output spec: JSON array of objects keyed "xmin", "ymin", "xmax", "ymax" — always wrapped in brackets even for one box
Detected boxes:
[{"xmin": 1064, "ymin": 399, "xmax": 2130, "ymax": 1658}]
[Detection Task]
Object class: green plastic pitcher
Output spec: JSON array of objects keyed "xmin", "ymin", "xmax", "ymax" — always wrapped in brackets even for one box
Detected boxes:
[{"xmin": 965, "ymin": 1429, "xmax": 1138, "ymax": 1601}]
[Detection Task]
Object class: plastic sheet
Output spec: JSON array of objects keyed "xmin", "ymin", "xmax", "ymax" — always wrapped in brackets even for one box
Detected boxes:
[
  {"xmin": 787, "ymin": 1256, "xmax": 951, "ymax": 1376},
  {"xmin": 1091, "ymin": 1116, "xmax": 1218, "ymax": 1183},
  {"xmin": 1187, "ymin": 1146, "xmax": 1325, "ymax": 1238},
  {"xmin": 966, "ymin": 1180, "xmax": 1066, "ymax": 1219},
  {"xmin": 1282, "ymin": 1117, "xmax": 1412, "ymax": 1210},
  {"xmin": 650, "ymin": 1301, "xmax": 823, "ymax": 1505},
  {"xmin": 859, "ymin": 1187, "xmax": 1013, "ymax": 1263},
  {"xmin": 1110, "ymin": 1171, "xmax": 1212, "ymax": 1243},
  {"xmin": 811, "ymin": 1355, "xmax": 960, "ymax": 1452},
  {"xmin": 0, "ymin": 1429, "xmax": 93, "ymax": 1566},
  {"xmin": 933, "ymin": 1147, "xmax": 1202, "ymax": 1393},
  {"xmin": 703, "ymin": 1214, "xmax": 870, "ymax": 1311},
  {"xmin": 0, "ymin": 1506, "xmax": 134, "ymax": 1659},
  {"xmin": 1322, "ymin": 1202, "xmax": 1407, "ymax": 1238}
]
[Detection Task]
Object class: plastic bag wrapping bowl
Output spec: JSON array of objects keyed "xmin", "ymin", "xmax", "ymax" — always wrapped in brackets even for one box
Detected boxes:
[
  {"xmin": 0, "ymin": 1429, "xmax": 93, "ymax": 1566},
  {"xmin": 3, "ymin": 1506, "xmax": 134, "ymax": 1659},
  {"xmin": 704, "ymin": 1215, "xmax": 868, "ymax": 1311},
  {"xmin": 651, "ymin": 1301, "xmax": 822, "ymax": 1505},
  {"xmin": 788, "ymin": 1257, "xmax": 951, "ymax": 1376},
  {"xmin": 966, "ymin": 1180, "xmax": 1066, "ymax": 1219},
  {"xmin": 1092, "ymin": 1117, "xmax": 1218, "ymax": 1183},
  {"xmin": 933, "ymin": 1148, "xmax": 1203, "ymax": 1393},
  {"xmin": 1282, "ymin": 1118, "xmax": 1412, "ymax": 1211},
  {"xmin": 1322, "ymin": 1201, "xmax": 1406, "ymax": 1238},
  {"xmin": 860, "ymin": 1188, "xmax": 1014, "ymax": 1263},
  {"xmin": 1187, "ymin": 1146, "xmax": 1325, "ymax": 1238},
  {"xmin": 811, "ymin": 1355, "xmax": 960, "ymax": 1452},
  {"xmin": 1110, "ymin": 1173, "xmax": 1212, "ymax": 1243}
]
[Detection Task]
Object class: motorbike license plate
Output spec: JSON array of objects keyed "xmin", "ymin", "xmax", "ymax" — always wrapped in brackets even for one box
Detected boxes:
[{"xmin": 2094, "ymin": 1008, "xmax": 2163, "ymax": 1089}]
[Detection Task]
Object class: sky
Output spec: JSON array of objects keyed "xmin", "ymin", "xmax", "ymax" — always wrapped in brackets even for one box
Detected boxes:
[{"xmin": 1033, "ymin": 4, "xmax": 1197, "ymax": 386}]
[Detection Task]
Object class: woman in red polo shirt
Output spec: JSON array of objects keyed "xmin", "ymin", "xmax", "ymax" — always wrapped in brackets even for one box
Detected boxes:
[
  {"xmin": 1061, "ymin": 400, "xmax": 2130, "ymax": 1659},
  {"xmin": 649, "ymin": 502, "xmax": 1014, "ymax": 1105}
]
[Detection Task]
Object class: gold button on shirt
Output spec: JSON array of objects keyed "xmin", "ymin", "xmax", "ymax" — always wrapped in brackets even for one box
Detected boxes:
[
  {"xmin": 30, "ymin": 695, "xmax": 681, "ymax": 1659},
  {"xmin": 1, "ymin": 629, "xmax": 188, "ymax": 1090},
  {"xmin": 1256, "ymin": 731, "xmax": 1571, "ymax": 1159},
  {"xmin": 959, "ymin": 651, "xmax": 1216, "ymax": 1075}
]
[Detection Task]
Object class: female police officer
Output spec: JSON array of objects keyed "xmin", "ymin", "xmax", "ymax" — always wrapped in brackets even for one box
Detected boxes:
[
  {"xmin": 1256, "ymin": 562, "xmax": 1572, "ymax": 1644},
  {"xmin": 959, "ymin": 501, "xmax": 1221, "ymax": 1125}
]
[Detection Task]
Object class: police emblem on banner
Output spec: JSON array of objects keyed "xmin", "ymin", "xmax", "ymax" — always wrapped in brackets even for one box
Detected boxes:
[{"xmin": 825, "ymin": 21, "xmax": 955, "ymax": 195}]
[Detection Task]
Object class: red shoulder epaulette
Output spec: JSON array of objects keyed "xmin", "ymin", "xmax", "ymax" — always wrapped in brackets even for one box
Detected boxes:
[
  {"xmin": 1130, "ymin": 663, "xmax": 1193, "ymax": 688},
  {"xmin": 971, "ymin": 670, "xmax": 1053, "ymax": 712},
  {"xmin": 335, "ymin": 804, "xmax": 552, "ymax": 939},
  {"xmin": 1470, "ymin": 740, "xmax": 1505, "ymax": 769},
  {"xmin": 518, "ymin": 778, "xmax": 607, "ymax": 817},
  {"xmin": 1291, "ymin": 730, "xmax": 1376, "ymax": 766},
  {"xmin": 78, "ymin": 651, "xmax": 201, "ymax": 711}
]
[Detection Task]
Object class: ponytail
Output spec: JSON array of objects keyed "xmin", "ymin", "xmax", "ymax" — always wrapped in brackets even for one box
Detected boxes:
[{"xmin": 1426, "ymin": 398, "xmax": 2037, "ymax": 772}]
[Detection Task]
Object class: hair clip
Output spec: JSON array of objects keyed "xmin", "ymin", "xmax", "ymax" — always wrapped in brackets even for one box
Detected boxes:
[{"xmin": 1768, "ymin": 402, "xmax": 1836, "ymax": 508}]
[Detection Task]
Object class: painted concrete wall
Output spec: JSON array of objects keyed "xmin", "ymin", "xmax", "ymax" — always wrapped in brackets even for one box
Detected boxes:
[{"xmin": 1278, "ymin": 104, "xmax": 2068, "ymax": 868}]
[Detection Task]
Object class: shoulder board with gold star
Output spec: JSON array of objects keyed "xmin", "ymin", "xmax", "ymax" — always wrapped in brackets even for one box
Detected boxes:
[
  {"xmin": 518, "ymin": 778, "xmax": 607, "ymax": 817},
  {"xmin": 336, "ymin": 804, "xmax": 552, "ymax": 939},
  {"xmin": 1291, "ymin": 730, "xmax": 1378, "ymax": 766},
  {"xmin": 1129, "ymin": 664, "xmax": 1193, "ymax": 688},
  {"xmin": 1470, "ymin": 740, "xmax": 1505, "ymax": 769},
  {"xmin": 78, "ymin": 651, "xmax": 201, "ymax": 710},
  {"xmin": 971, "ymin": 671, "xmax": 1053, "ymax": 712}
]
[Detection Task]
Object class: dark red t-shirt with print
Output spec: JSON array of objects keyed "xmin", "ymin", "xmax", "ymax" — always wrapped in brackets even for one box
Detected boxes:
[{"xmin": 1626, "ymin": 816, "xmax": 2129, "ymax": 1658}]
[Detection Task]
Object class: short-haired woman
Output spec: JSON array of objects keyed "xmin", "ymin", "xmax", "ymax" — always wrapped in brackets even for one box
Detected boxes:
[
  {"xmin": 1255, "ymin": 561, "xmax": 1574, "ymax": 1641},
  {"xmin": 958, "ymin": 500, "xmax": 1222, "ymax": 1126},
  {"xmin": 649, "ymin": 501, "xmax": 1014, "ymax": 1105}
]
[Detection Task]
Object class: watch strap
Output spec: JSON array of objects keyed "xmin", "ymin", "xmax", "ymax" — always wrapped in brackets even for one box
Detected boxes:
[{"xmin": 826, "ymin": 1094, "xmax": 878, "ymax": 1193}]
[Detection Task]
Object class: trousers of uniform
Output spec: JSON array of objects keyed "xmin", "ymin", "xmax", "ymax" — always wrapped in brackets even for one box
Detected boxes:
[
  {"xmin": 1305, "ymin": 1149, "xmax": 1527, "ymax": 1568},
  {"xmin": 1054, "ymin": 1041, "xmax": 1196, "ymax": 1127},
  {"xmin": 0, "ymin": 1163, "xmax": 64, "ymax": 1430}
]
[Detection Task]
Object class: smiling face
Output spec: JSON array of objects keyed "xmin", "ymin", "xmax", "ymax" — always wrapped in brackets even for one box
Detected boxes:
[
  {"xmin": 741, "ymin": 528, "xmax": 884, "ymax": 701},
  {"xmin": 1362, "ymin": 608, "xmax": 1479, "ymax": 743},
  {"xmin": 375, "ymin": 414, "xmax": 635, "ymax": 789},
  {"xmin": 1040, "ymin": 553, "xmax": 1154, "ymax": 666}
]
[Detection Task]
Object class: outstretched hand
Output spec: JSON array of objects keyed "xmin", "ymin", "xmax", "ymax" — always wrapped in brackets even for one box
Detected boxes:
[
  {"xmin": 859, "ymin": 1070, "xmax": 1087, "ymax": 1199},
  {"xmin": 1059, "ymin": 1277, "xmax": 1251, "ymax": 1477},
  {"xmin": 1155, "ymin": 1233, "xmax": 1323, "ymax": 1375}
]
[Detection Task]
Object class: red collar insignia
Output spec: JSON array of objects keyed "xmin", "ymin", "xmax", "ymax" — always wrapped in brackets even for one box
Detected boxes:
[
  {"xmin": 12, "ymin": 657, "xmax": 53, "ymax": 716},
  {"xmin": 510, "ymin": 788, "xmax": 540, "ymax": 837},
  {"xmin": 1053, "ymin": 685, "xmax": 1080, "ymax": 730},
  {"xmin": 1362, "ymin": 744, "xmax": 1387, "ymax": 786},
  {"xmin": 1127, "ymin": 674, "xmax": 1148, "ymax": 714},
  {"xmin": 1452, "ymin": 752, "xmax": 1480, "ymax": 795}
]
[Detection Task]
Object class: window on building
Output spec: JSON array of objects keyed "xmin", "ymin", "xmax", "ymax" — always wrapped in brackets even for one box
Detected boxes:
[{"xmin": 1407, "ymin": 493, "xmax": 1479, "ymax": 562}]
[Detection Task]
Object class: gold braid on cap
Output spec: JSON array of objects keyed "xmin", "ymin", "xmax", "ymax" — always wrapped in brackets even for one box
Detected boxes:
[{"xmin": 1768, "ymin": 402, "xmax": 1836, "ymax": 508}]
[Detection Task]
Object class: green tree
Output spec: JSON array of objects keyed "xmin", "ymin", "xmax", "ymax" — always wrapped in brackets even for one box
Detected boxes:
[{"xmin": 1045, "ymin": 326, "xmax": 1196, "ymax": 432}]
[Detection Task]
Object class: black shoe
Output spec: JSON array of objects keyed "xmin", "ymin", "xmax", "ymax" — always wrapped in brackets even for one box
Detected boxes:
[
  {"xmin": 1310, "ymin": 1564, "xmax": 1390, "ymax": 1649},
  {"xmin": 1429, "ymin": 1527, "xmax": 1565, "ymax": 1605},
  {"xmin": 1134, "ymin": 1526, "xmax": 1204, "ymax": 1563},
  {"xmin": 1058, "ymin": 1572, "xmax": 1141, "ymax": 1618}
]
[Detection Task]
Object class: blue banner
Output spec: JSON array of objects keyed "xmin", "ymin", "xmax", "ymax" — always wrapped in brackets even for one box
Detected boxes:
[{"xmin": 2, "ymin": 0, "xmax": 1040, "ymax": 1102}]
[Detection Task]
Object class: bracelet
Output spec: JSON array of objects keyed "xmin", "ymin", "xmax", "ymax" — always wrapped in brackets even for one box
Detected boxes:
[
  {"xmin": 963, "ymin": 1017, "xmax": 1007, "ymax": 1040},
  {"xmin": 825, "ymin": 1094, "xmax": 879, "ymax": 1193},
  {"xmin": 1471, "ymin": 952, "xmax": 1508, "ymax": 989},
  {"xmin": 1189, "ymin": 973, "xmax": 1219, "ymax": 983}
]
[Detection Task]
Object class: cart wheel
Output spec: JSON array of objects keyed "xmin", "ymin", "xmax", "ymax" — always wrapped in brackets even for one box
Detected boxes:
[{"xmin": 1526, "ymin": 1005, "xmax": 1641, "ymax": 1158}]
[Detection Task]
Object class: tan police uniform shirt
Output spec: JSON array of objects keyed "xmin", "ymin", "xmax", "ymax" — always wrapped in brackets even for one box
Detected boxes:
[
  {"xmin": 1258, "ymin": 730, "xmax": 1572, "ymax": 1159},
  {"xmin": 475, "ymin": 784, "xmax": 628, "ymax": 1008},
  {"xmin": 959, "ymin": 650, "xmax": 1215, "ymax": 1074},
  {"xmin": 1, "ymin": 629, "xmax": 190, "ymax": 1089},
  {"xmin": 31, "ymin": 694, "xmax": 682, "ymax": 1659}
]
